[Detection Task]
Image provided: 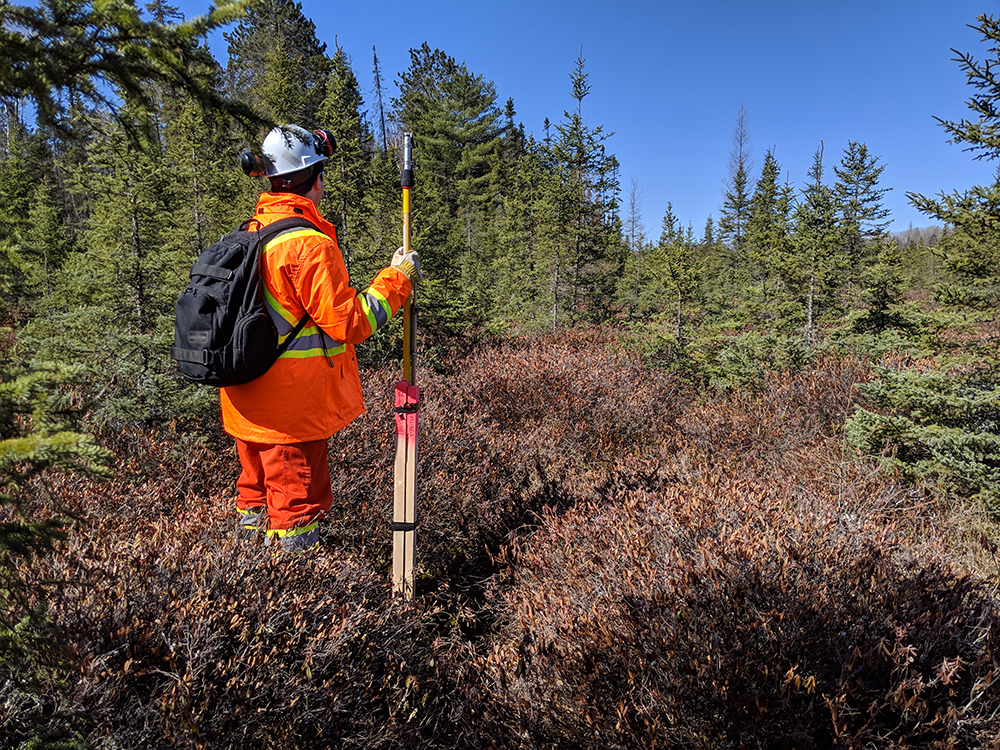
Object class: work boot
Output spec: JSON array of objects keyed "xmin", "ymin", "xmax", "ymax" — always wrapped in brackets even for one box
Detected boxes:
[
  {"xmin": 266, "ymin": 523, "xmax": 320, "ymax": 552},
  {"xmin": 236, "ymin": 507, "xmax": 268, "ymax": 542}
]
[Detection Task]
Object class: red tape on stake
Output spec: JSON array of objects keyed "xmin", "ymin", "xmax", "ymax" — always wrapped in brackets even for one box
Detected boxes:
[
  {"xmin": 394, "ymin": 384, "xmax": 419, "ymax": 430},
  {"xmin": 393, "ymin": 379, "xmax": 419, "ymax": 599}
]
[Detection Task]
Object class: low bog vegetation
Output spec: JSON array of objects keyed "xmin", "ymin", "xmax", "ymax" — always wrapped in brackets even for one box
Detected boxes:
[{"xmin": 3, "ymin": 328, "xmax": 1000, "ymax": 748}]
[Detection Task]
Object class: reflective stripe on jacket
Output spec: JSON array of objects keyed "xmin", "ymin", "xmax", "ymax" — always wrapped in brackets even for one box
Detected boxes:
[{"xmin": 220, "ymin": 192, "xmax": 411, "ymax": 443}]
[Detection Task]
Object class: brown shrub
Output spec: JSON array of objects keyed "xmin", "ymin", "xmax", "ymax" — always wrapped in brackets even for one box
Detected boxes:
[
  {"xmin": 326, "ymin": 328, "xmax": 681, "ymax": 594},
  {"xmin": 41, "ymin": 494, "xmax": 472, "ymax": 749},
  {"xmin": 487, "ymin": 361, "xmax": 1000, "ymax": 749},
  {"xmin": 677, "ymin": 354, "xmax": 869, "ymax": 462},
  {"xmin": 15, "ymin": 329, "xmax": 1000, "ymax": 748}
]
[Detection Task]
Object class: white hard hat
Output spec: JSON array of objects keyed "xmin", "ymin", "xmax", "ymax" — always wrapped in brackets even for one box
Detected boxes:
[{"xmin": 260, "ymin": 124, "xmax": 328, "ymax": 177}]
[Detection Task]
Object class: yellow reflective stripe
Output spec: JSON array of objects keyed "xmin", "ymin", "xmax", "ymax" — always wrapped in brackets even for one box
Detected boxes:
[
  {"xmin": 264, "ymin": 286, "xmax": 297, "ymax": 328},
  {"xmin": 278, "ymin": 345, "xmax": 347, "ymax": 359},
  {"xmin": 359, "ymin": 295, "xmax": 378, "ymax": 332},
  {"xmin": 262, "ymin": 228, "xmax": 327, "ymax": 255},
  {"xmin": 359, "ymin": 288, "xmax": 391, "ymax": 332},
  {"xmin": 269, "ymin": 522, "xmax": 319, "ymax": 538}
]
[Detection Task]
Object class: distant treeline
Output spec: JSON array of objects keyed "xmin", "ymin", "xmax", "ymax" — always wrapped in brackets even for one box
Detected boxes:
[{"xmin": 0, "ymin": 1, "xmax": 996, "ymax": 454}]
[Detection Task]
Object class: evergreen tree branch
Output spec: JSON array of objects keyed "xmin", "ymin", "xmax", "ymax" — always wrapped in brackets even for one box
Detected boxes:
[{"xmin": 0, "ymin": 0, "xmax": 266, "ymax": 144}]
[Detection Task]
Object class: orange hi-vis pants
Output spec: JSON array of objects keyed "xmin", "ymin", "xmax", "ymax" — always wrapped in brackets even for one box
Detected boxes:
[{"xmin": 235, "ymin": 438, "xmax": 332, "ymax": 544}]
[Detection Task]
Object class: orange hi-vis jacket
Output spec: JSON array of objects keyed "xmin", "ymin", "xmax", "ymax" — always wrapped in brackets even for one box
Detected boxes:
[{"xmin": 220, "ymin": 192, "xmax": 412, "ymax": 443}]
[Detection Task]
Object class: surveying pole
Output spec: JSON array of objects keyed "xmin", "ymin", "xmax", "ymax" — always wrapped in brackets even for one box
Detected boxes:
[{"xmin": 392, "ymin": 132, "xmax": 418, "ymax": 600}]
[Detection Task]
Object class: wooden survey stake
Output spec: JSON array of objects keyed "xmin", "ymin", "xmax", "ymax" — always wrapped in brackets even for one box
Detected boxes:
[{"xmin": 393, "ymin": 132, "xmax": 418, "ymax": 600}]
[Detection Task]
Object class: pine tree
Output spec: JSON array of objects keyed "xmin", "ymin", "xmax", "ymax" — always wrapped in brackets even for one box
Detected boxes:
[
  {"xmin": 395, "ymin": 44, "xmax": 503, "ymax": 328},
  {"xmin": 0, "ymin": 0, "xmax": 260, "ymax": 142},
  {"xmin": 451, "ymin": 67, "xmax": 503, "ymax": 313},
  {"xmin": 145, "ymin": 0, "xmax": 182, "ymax": 24}
]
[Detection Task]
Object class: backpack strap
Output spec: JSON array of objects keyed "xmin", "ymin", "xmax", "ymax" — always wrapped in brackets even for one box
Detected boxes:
[
  {"xmin": 255, "ymin": 216, "xmax": 323, "ymax": 244},
  {"xmin": 276, "ymin": 315, "xmax": 310, "ymax": 357},
  {"xmin": 188, "ymin": 218, "xmax": 325, "ymax": 282}
]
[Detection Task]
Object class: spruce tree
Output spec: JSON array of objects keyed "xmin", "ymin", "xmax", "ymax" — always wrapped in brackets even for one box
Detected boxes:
[
  {"xmin": 223, "ymin": 0, "xmax": 330, "ymax": 126},
  {"xmin": 9, "ymin": 178, "xmax": 72, "ymax": 304},
  {"xmin": 657, "ymin": 214, "xmax": 702, "ymax": 342},
  {"xmin": 616, "ymin": 179, "xmax": 650, "ymax": 318},
  {"xmin": 697, "ymin": 214, "xmax": 732, "ymax": 317},
  {"xmin": 848, "ymin": 13, "xmax": 1000, "ymax": 508},
  {"xmin": 371, "ymin": 47, "xmax": 391, "ymax": 153},
  {"xmin": 28, "ymin": 110, "xmax": 193, "ymax": 425},
  {"xmin": 165, "ymin": 99, "xmax": 253, "ymax": 255},
  {"xmin": 789, "ymin": 143, "xmax": 841, "ymax": 344},
  {"xmin": 0, "ymin": 361, "xmax": 110, "ymax": 746},
  {"xmin": 493, "ymin": 137, "xmax": 557, "ymax": 329},
  {"xmin": 849, "ymin": 237, "xmax": 912, "ymax": 333},
  {"xmin": 833, "ymin": 140, "xmax": 892, "ymax": 283},
  {"xmin": 317, "ymin": 47, "xmax": 369, "ymax": 279},
  {"xmin": 548, "ymin": 50, "xmax": 621, "ymax": 327},
  {"xmin": 744, "ymin": 148, "xmax": 793, "ymax": 296},
  {"xmin": 907, "ymin": 14, "xmax": 1000, "ymax": 307},
  {"xmin": 0, "ymin": 127, "xmax": 36, "ymax": 322},
  {"xmin": 718, "ymin": 103, "xmax": 753, "ymax": 272}
]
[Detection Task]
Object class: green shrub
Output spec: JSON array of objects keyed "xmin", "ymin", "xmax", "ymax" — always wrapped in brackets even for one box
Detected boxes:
[{"xmin": 847, "ymin": 366, "xmax": 1000, "ymax": 509}]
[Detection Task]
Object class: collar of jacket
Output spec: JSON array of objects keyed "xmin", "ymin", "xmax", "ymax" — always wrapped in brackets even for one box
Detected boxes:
[{"xmin": 250, "ymin": 192, "xmax": 336, "ymax": 237}]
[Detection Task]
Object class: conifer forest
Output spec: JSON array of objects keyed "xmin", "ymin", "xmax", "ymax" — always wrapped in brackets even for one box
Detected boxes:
[{"xmin": 3, "ymin": 1, "xmax": 1000, "ymax": 747}]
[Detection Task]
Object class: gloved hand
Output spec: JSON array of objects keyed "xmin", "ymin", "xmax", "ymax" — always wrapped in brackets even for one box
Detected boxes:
[{"xmin": 391, "ymin": 246, "xmax": 423, "ymax": 281}]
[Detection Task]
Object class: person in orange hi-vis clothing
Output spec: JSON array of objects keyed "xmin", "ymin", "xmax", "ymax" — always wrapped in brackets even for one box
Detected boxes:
[{"xmin": 225, "ymin": 124, "xmax": 420, "ymax": 551}]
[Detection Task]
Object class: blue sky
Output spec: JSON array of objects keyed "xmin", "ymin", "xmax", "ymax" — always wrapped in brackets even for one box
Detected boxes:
[{"xmin": 181, "ymin": 0, "xmax": 996, "ymax": 236}]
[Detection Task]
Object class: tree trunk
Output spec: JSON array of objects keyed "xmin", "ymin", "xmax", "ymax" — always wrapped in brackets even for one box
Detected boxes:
[
  {"xmin": 675, "ymin": 286, "xmax": 682, "ymax": 342},
  {"xmin": 806, "ymin": 244, "xmax": 816, "ymax": 347},
  {"xmin": 191, "ymin": 146, "xmax": 204, "ymax": 254}
]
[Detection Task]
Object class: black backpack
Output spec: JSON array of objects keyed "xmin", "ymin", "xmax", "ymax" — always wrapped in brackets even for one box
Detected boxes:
[{"xmin": 170, "ymin": 217, "xmax": 318, "ymax": 387}]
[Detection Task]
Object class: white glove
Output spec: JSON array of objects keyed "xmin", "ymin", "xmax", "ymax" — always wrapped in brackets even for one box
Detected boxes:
[{"xmin": 391, "ymin": 246, "xmax": 423, "ymax": 281}]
